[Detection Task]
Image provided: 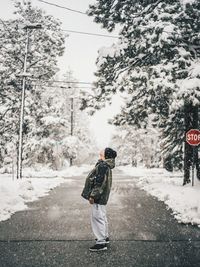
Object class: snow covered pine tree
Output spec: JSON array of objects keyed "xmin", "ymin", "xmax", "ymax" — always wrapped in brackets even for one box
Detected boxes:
[
  {"xmin": 82, "ymin": 0, "xmax": 200, "ymax": 184},
  {"xmin": 0, "ymin": 0, "xmax": 65, "ymax": 171}
]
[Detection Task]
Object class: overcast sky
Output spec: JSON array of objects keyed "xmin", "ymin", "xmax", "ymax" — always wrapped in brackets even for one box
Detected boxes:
[{"xmin": 0, "ymin": 0, "xmax": 123, "ymax": 148}]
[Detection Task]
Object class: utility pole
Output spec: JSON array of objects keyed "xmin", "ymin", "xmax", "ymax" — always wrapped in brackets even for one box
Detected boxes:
[
  {"xmin": 17, "ymin": 23, "xmax": 42, "ymax": 179},
  {"xmin": 70, "ymin": 96, "xmax": 74, "ymax": 166},
  {"xmin": 17, "ymin": 27, "xmax": 29, "ymax": 179},
  {"xmin": 70, "ymin": 97, "xmax": 74, "ymax": 136}
]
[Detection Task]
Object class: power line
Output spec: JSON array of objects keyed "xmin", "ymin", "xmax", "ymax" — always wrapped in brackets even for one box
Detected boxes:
[
  {"xmin": 62, "ymin": 29, "xmax": 119, "ymax": 39},
  {"xmin": 1, "ymin": 10, "xmax": 118, "ymax": 40},
  {"xmin": 37, "ymin": 1, "xmax": 119, "ymax": 39},
  {"xmin": 48, "ymin": 80, "xmax": 93, "ymax": 85},
  {"xmin": 37, "ymin": 0, "xmax": 86, "ymax": 15},
  {"xmin": 10, "ymin": 80, "xmax": 94, "ymax": 89},
  {"xmin": 31, "ymin": 79, "xmax": 93, "ymax": 85},
  {"xmin": 33, "ymin": 85, "xmax": 94, "ymax": 89}
]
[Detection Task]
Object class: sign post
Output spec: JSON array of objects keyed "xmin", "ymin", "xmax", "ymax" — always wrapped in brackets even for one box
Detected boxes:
[{"xmin": 186, "ymin": 129, "xmax": 200, "ymax": 186}]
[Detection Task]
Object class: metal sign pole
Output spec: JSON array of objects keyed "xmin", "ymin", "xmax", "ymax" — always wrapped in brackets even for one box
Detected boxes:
[{"xmin": 192, "ymin": 146, "xmax": 195, "ymax": 187}]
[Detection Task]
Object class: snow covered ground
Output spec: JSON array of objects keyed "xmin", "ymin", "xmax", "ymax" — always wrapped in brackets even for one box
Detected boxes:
[
  {"xmin": 0, "ymin": 165, "xmax": 91, "ymax": 222},
  {"xmin": 119, "ymin": 165, "xmax": 200, "ymax": 227}
]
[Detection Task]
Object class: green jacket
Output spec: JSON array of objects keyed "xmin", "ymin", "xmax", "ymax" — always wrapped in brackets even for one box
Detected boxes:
[{"xmin": 81, "ymin": 158, "xmax": 115, "ymax": 205}]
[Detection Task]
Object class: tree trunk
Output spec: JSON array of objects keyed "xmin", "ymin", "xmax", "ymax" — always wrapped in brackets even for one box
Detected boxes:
[
  {"xmin": 183, "ymin": 104, "xmax": 192, "ymax": 185},
  {"xmin": 193, "ymin": 106, "xmax": 200, "ymax": 180}
]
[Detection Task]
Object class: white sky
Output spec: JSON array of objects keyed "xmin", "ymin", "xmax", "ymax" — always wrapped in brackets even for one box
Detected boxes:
[{"xmin": 0, "ymin": 0, "xmax": 123, "ymax": 148}]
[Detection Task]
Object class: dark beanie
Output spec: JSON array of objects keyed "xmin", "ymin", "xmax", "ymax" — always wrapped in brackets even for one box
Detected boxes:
[{"xmin": 105, "ymin": 147, "xmax": 117, "ymax": 159}]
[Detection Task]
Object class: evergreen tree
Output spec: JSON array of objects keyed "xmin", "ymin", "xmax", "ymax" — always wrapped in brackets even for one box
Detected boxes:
[
  {"xmin": 18, "ymin": 70, "xmax": 97, "ymax": 169},
  {"xmin": 0, "ymin": 0, "xmax": 65, "ymax": 169},
  {"xmin": 83, "ymin": 0, "xmax": 200, "ymax": 178},
  {"xmin": 110, "ymin": 124, "xmax": 161, "ymax": 167}
]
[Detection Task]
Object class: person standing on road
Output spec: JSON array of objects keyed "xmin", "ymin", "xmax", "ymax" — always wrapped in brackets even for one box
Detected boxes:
[{"xmin": 81, "ymin": 147, "xmax": 117, "ymax": 252}]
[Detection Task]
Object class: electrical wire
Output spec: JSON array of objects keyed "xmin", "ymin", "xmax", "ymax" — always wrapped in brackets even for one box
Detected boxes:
[
  {"xmin": 33, "ymin": 85, "xmax": 94, "ymax": 89},
  {"xmin": 37, "ymin": 1, "xmax": 119, "ymax": 38},
  {"xmin": 31, "ymin": 79, "xmax": 93, "ymax": 85},
  {"xmin": 37, "ymin": 0, "xmax": 86, "ymax": 15},
  {"xmin": 62, "ymin": 29, "xmax": 119, "ymax": 39},
  {"xmin": 11, "ymin": 80, "xmax": 95, "ymax": 90}
]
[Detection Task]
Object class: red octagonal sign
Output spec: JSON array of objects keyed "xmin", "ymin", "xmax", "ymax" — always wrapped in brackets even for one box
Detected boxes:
[{"xmin": 186, "ymin": 129, "xmax": 200, "ymax": 146}]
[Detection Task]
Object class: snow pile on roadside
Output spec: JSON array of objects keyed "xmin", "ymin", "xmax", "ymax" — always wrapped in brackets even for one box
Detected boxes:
[
  {"xmin": 22, "ymin": 164, "xmax": 92, "ymax": 178},
  {"xmin": 119, "ymin": 165, "xmax": 200, "ymax": 227},
  {"xmin": 0, "ymin": 175, "xmax": 69, "ymax": 222},
  {"xmin": 118, "ymin": 165, "xmax": 182, "ymax": 178},
  {"xmin": 0, "ymin": 165, "xmax": 90, "ymax": 222}
]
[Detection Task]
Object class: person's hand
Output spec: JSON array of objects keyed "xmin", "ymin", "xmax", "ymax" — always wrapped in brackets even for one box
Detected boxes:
[{"xmin": 89, "ymin": 197, "xmax": 94, "ymax": 204}]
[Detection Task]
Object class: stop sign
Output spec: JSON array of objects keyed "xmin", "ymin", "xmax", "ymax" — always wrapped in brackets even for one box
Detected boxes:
[{"xmin": 186, "ymin": 129, "xmax": 200, "ymax": 146}]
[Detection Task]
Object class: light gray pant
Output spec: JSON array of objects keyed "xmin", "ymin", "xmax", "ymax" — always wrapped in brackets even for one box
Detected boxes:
[{"xmin": 91, "ymin": 203, "xmax": 108, "ymax": 244}]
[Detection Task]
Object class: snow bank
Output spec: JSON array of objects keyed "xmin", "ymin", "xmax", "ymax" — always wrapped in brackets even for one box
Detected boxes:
[
  {"xmin": 0, "ymin": 175, "xmax": 68, "ymax": 222},
  {"xmin": 119, "ymin": 166, "xmax": 200, "ymax": 227},
  {"xmin": 0, "ymin": 165, "xmax": 91, "ymax": 222},
  {"xmin": 22, "ymin": 164, "xmax": 92, "ymax": 178},
  {"xmin": 118, "ymin": 165, "xmax": 182, "ymax": 178}
]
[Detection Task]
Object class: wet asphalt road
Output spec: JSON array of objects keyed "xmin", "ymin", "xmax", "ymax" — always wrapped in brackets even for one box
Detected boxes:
[{"xmin": 0, "ymin": 169, "xmax": 200, "ymax": 267}]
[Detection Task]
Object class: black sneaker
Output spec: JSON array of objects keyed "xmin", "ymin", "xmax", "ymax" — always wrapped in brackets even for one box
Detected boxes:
[
  {"xmin": 89, "ymin": 244, "xmax": 107, "ymax": 252},
  {"xmin": 95, "ymin": 237, "xmax": 110, "ymax": 244}
]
